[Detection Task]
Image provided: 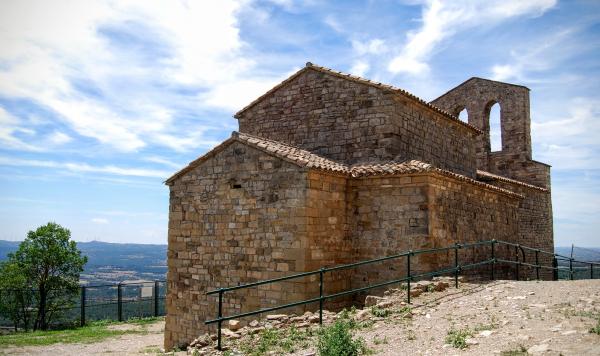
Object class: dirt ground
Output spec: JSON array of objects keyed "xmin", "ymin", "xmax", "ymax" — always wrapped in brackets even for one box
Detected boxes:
[
  {"xmin": 294, "ymin": 279, "xmax": 600, "ymax": 356},
  {"xmin": 2, "ymin": 279, "xmax": 599, "ymax": 355}
]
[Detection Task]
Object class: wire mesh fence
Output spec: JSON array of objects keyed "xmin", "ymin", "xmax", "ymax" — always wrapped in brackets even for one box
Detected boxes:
[{"xmin": 0, "ymin": 280, "xmax": 166, "ymax": 330}]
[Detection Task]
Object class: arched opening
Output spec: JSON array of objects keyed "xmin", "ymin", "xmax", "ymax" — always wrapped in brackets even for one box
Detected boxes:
[
  {"xmin": 457, "ymin": 107, "xmax": 468, "ymax": 123},
  {"xmin": 489, "ymin": 102, "xmax": 502, "ymax": 152}
]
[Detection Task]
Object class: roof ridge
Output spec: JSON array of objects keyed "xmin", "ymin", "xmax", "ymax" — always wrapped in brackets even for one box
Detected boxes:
[
  {"xmin": 476, "ymin": 170, "xmax": 548, "ymax": 192},
  {"xmin": 234, "ymin": 62, "xmax": 482, "ymax": 134}
]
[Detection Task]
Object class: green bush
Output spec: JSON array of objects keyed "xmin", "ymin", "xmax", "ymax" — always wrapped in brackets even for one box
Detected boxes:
[
  {"xmin": 317, "ymin": 318, "xmax": 367, "ymax": 356},
  {"xmin": 590, "ymin": 318, "xmax": 600, "ymax": 335},
  {"xmin": 445, "ymin": 328, "xmax": 472, "ymax": 349}
]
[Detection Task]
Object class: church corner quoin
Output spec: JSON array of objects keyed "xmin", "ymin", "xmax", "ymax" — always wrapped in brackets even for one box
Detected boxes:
[{"xmin": 163, "ymin": 63, "xmax": 553, "ymax": 349}]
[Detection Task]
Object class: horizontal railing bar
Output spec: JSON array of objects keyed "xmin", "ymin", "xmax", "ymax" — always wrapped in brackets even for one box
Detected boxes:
[
  {"xmin": 205, "ymin": 296, "xmax": 322, "ymax": 324},
  {"xmin": 209, "ymin": 241, "xmax": 502, "ymax": 295},
  {"xmin": 460, "ymin": 240, "xmax": 494, "ymax": 249},
  {"xmin": 411, "ymin": 266, "xmax": 459, "ymax": 279},
  {"xmin": 411, "ymin": 246, "xmax": 457, "ymax": 255},
  {"xmin": 324, "ymin": 276, "xmax": 410, "ymax": 301},
  {"xmin": 207, "ymin": 270, "xmax": 320, "ymax": 295},
  {"xmin": 460, "ymin": 259, "xmax": 495, "ymax": 270},
  {"xmin": 324, "ymin": 251, "xmax": 410, "ymax": 272}
]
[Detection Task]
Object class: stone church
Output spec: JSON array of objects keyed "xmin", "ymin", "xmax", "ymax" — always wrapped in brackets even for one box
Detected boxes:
[{"xmin": 163, "ymin": 63, "xmax": 553, "ymax": 348}]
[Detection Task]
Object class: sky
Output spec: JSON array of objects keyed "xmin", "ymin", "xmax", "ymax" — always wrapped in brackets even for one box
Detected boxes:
[{"xmin": 0, "ymin": 0, "xmax": 598, "ymax": 247}]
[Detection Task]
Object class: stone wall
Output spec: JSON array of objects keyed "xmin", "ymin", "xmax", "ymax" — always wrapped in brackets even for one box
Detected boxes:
[
  {"xmin": 480, "ymin": 178, "xmax": 554, "ymax": 279},
  {"xmin": 346, "ymin": 175, "xmax": 430, "ymax": 294},
  {"xmin": 237, "ymin": 68, "xmax": 478, "ymax": 177},
  {"xmin": 427, "ymin": 174, "xmax": 521, "ymax": 278},
  {"xmin": 165, "ymin": 142, "xmax": 312, "ymax": 349},
  {"xmin": 305, "ymin": 171, "xmax": 353, "ymax": 309}
]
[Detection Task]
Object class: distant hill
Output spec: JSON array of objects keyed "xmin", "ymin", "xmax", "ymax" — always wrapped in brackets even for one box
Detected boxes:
[
  {"xmin": 0, "ymin": 240, "xmax": 167, "ymax": 285},
  {"xmin": 554, "ymin": 246, "xmax": 600, "ymax": 262}
]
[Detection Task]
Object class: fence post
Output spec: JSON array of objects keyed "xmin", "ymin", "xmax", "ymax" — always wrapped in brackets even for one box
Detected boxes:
[
  {"xmin": 569, "ymin": 258, "xmax": 573, "ymax": 280},
  {"xmin": 454, "ymin": 243, "xmax": 460, "ymax": 288},
  {"xmin": 552, "ymin": 257, "xmax": 558, "ymax": 281},
  {"xmin": 514, "ymin": 246, "xmax": 519, "ymax": 281},
  {"xmin": 591, "ymin": 264, "xmax": 594, "ymax": 279},
  {"xmin": 216, "ymin": 289, "xmax": 223, "ymax": 350},
  {"xmin": 80, "ymin": 286, "xmax": 86, "ymax": 327},
  {"xmin": 117, "ymin": 283, "xmax": 123, "ymax": 322},
  {"xmin": 490, "ymin": 240, "xmax": 496, "ymax": 281},
  {"xmin": 153, "ymin": 281, "xmax": 159, "ymax": 317},
  {"xmin": 535, "ymin": 250, "xmax": 540, "ymax": 280},
  {"xmin": 406, "ymin": 252, "xmax": 412, "ymax": 304},
  {"xmin": 319, "ymin": 268, "xmax": 324, "ymax": 325}
]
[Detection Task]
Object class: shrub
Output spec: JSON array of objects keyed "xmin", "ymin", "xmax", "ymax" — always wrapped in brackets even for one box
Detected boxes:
[
  {"xmin": 370, "ymin": 306, "xmax": 391, "ymax": 318},
  {"xmin": 590, "ymin": 318, "xmax": 600, "ymax": 335},
  {"xmin": 317, "ymin": 318, "xmax": 367, "ymax": 356},
  {"xmin": 445, "ymin": 328, "xmax": 472, "ymax": 349}
]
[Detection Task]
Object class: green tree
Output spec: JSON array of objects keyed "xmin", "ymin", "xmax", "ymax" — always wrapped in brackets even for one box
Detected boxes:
[
  {"xmin": 1, "ymin": 222, "xmax": 87, "ymax": 330},
  {"xmin": 0, "ymin": 260, "xmax": 35, "ymax": 331}
]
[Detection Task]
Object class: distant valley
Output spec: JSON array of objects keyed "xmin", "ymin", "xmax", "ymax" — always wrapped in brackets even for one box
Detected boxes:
[
  {"xmin": 1, "ymin": 240, "xmax": 598, "ymax": 287},
  {"xmin": 0, "ymin": 240, "xmax": 167, "ymax": 285}
]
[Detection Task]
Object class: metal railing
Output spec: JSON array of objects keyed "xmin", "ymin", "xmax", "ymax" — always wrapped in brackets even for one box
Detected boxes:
[
  {"xmin": 205, "ymin": 239, "xmax": 599, "ymax": 350},
  {"xmin": 0, "ymin": 280, "xmax": 167, "ymax": 330}
]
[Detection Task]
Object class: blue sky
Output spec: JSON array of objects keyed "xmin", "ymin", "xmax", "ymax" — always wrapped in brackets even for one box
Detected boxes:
[{"xmin": 0, "ymin": 0, "xmax": 598, "ymax": 247}]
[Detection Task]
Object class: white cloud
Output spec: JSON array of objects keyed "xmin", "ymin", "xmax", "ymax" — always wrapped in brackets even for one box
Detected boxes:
[
  {"xmin": 0, "ymin": 156, "xmax": 171, "ymax": 178},
  {"xmin": 532, "ymin": 98, "xmax": 600, "ymax": 170},
  {"xmin": 490, "ymin": 28, "xmax": 576, "ymax": 81},
  {"xmin": 143, "ymin": 156, "xmax": 184, "ymax": 169},
  {"xmin": 350, "ymin": 61, "xmax": 370, "ymax": 77},
  {"xmin": 388, "ymin": 0, "xmax": 557, "ymax": 76},
  {"xmin": 0, "ymin": 0, "xmax": 283, "ymax": 153},
  {"xmin": 91, "ymin": 218, "xmax": 109, "ymax": 224},
  {"xmin": 48, "ymin": 131, "xmax": 72, "ymax": 145},
  {"xmin": 0, "ymin": 107, "xmax": 44, "ymax": 151},
  {"xmin": 352, "ymin": 39, "xmax": 386, "ymax": 56}
]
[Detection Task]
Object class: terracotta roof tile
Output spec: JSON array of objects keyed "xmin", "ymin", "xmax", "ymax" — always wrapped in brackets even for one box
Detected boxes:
[
  {"xmin": 476, "ymin": 170, "xmax": 548, "ymax": 192},
  {"xmin": 236, "ymin": 132, "xmax": 349, "ymax": 173}
]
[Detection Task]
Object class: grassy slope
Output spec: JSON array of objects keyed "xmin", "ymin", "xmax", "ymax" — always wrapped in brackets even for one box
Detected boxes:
[{"xmin": 0, "ymin": 317, "xmax": 163, "ymax": 347}]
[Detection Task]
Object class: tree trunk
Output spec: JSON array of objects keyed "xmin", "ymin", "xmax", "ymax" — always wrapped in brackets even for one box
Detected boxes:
[{"xmin": 39, "ymin": 287, "xmax": 47, "ymax": 330}]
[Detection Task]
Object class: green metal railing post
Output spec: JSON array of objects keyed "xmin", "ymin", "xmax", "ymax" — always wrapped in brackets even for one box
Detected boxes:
[
  {"xmin": 514, "ymin": 246, "xmax": 519, "ymax": 281},
  {"xmin": 319, "ymin": 268, "xmax": 324, "ymax": 325},
  {"xmin": 80, "ymin": 286, "xmax": 86, "ymax": 327},
  {"xmin": 154, "ymin": 281, "xmax": 159, "ymax": 317},
  {"xmin": 217, "ymin": 289, "xmax": 223, "ymax": 350},
  {"xmin": 591, "ymin": 264, "xmax": 594, "ymax": 279},
  {"xmin": 535, "ymin": 250, "xmax": 540, "ymax": 280},
  {"xmin": 454, "ymin": 243, "xmax": 460, "ymax": 288},
  {"xmin": 569, "ymin": 258, "xmax": 573, "ymax": 280},
  {"xmin": 117, "ymin": 283, "xmax": 123, "ymax": 322},
  {"xmin": 491, "ymin": 240, "xmax": 496, "ymax": 280},
  {"xmin": 407, "ymin": 252, "xmax": 412, "ymax": 304},
  {"xmin": 552, "ymin": 257, "xmax": 558, "ymax": 280}
]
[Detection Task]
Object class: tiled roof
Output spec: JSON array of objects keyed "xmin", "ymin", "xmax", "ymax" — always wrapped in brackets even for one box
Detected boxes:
[
  {"xmin": 166, "ymin": 133, "xmax": 522, "ymax": 199},
  {"xmin": 476, "ymin": 170, "xmax": 548, "ymax": 192},
  {"xmin": 349, "ymin": 161, "xmax": 433, "ymax": 177},
  {"xmin": 234, "ymin": 62, "xmax": 482, "ymax": 134},
  {"xmin": 350, "ymin": 160, "xmax": 522, "ymax": 198},
  {"xmin": 236, "ymin": 132, "xmax": 349, "ymax": 174},
  {"xmin": 164, "ymin": 132, "xmax": 349, "ymax": 184}
]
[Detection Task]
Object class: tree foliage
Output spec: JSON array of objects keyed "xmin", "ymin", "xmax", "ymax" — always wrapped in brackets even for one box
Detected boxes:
[{"xmin": 0, "ymin": 222, "xmax": 87, "ymax": 330}]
